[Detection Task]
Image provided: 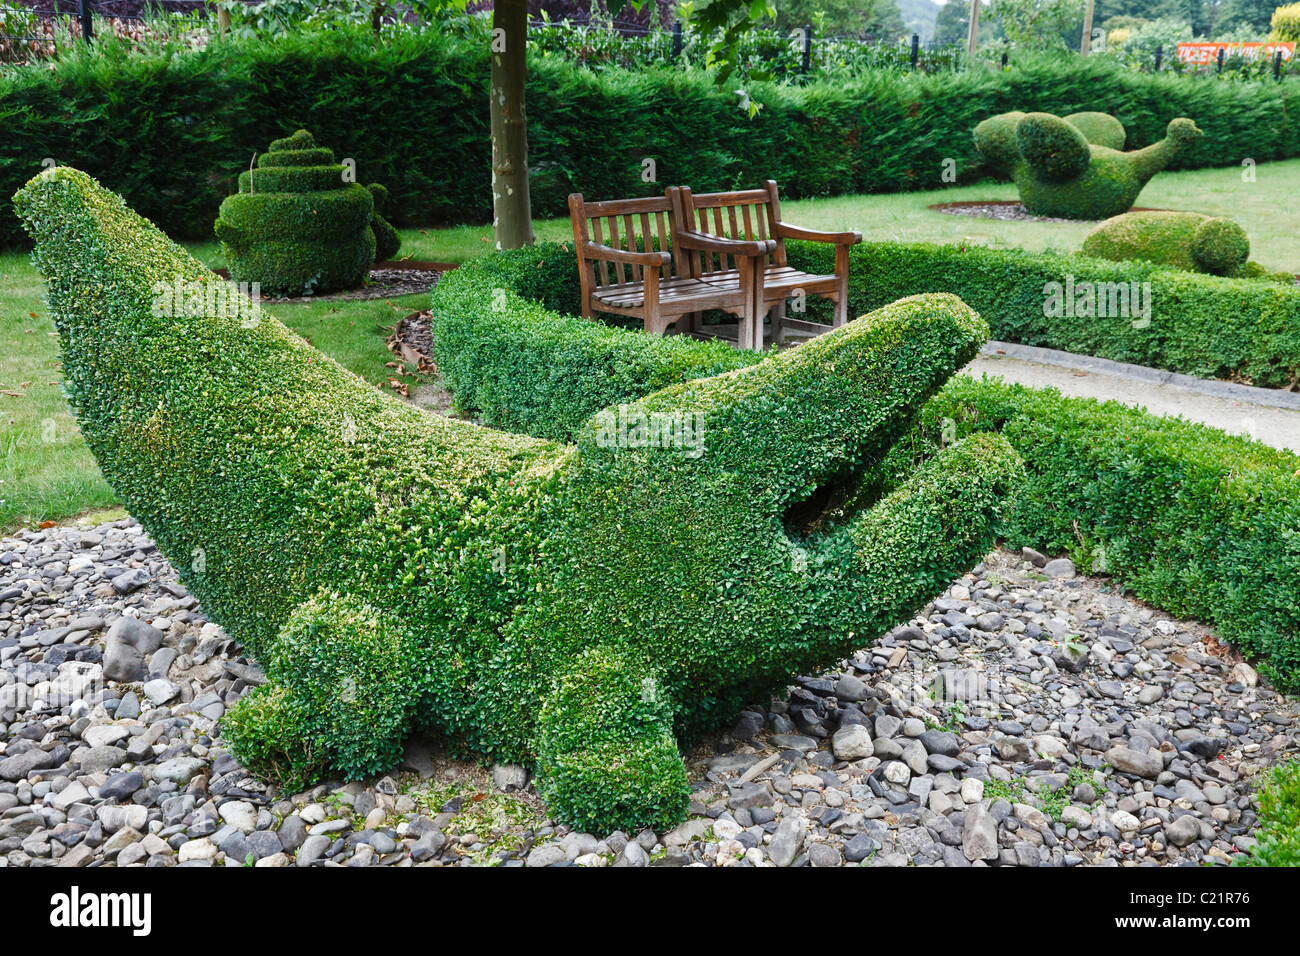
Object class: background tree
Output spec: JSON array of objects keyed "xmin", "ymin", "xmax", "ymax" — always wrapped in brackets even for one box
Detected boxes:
[
  {"xmin": 769, "ymin": 0, "xmax": 907, "ymax": 39},
  {"xmin": 990, "ymin": 0, "xmax": 1087, "ymax": 48}
]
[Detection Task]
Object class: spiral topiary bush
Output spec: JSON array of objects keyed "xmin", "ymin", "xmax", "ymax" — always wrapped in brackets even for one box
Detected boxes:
[
  {"xmin": 15, "ymin": 167, "xmax": 1021, "ymax": 833},
  {"xmin": 215, "ymin": 129, "xmax": 398, "ymax": 296},
  {"xmin": 974, "ymin": 111, "xmax": 1201, "ymax": 219}
]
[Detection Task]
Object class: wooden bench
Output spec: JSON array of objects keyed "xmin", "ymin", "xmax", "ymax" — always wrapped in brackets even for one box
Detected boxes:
[
  {"xmin": 567, "ymin": 182, "xmax": 860, "ymax": 351},
  {"xmin": 670, "ymin": 181, "xmax": 861, "ymax": 350},
  {"xmin": 567, "ymin": 193, "xmax": 771, "ymax": 340}
]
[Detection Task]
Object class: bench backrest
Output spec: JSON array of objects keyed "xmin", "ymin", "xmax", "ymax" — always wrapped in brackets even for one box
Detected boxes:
[
  {"xmin": 568, "ymin": 193, "xmax": 685, "ymax": 289},
  {"xmin": 671, "ymin": 180, "xmax": 787, "ymax": 279}
]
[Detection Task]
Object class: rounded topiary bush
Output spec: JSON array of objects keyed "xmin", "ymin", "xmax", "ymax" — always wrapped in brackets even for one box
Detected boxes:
[
  {"xmin": 215, "ymin": 129, "xmax": 393, "ymax": 296},
  {"xmin": 1082, "ymin": 210, "xmax": 1253, "ymax": 276},
  {"xmin": 1016, "ymin": 113, "xmax": 1093, "ymax": 183},
  {"xmin": 1062, "ymin": 111, "xmax": 1126, "ymax": 151}
]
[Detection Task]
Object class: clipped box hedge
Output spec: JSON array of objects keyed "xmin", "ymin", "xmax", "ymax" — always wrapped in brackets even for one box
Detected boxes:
[
  {"xmin": 429, "ymin": 241, "xmax": 1300, "ymax": 690},
  {"xmin": 16, "ymin": 169, "xmax": 1019, "ymax": 832},
  {"xmin": 783, "ymin": 240, "xmax": 1300, "ymax": 390},
  {"xmin": 5, "ymin": 26, "xmax": 1300, "ymax": 245}
]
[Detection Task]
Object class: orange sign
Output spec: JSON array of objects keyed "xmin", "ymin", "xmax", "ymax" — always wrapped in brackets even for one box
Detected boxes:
[{"xmin": 1176, "ymin": 42, "xmax": 1296, "ymax": 65}]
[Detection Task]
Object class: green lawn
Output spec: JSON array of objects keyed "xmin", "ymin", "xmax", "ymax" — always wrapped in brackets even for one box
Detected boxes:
[
  {"xmin": 3, "ymin": 159, "xmax": 1297, "ymax": 532},
  {"xmin": 393, "ymin": 160, "xmax": 1300, "ymax": 273}
]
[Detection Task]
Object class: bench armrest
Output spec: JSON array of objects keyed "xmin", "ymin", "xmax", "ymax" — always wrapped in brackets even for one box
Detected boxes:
[
  {"xmin": 675, "ymin": 229, "xmax": 776, "ymax": 257},
  {"xmin": 774, "ymin": 223, "xmax": 862, "ymax": 244},
  {"xmin": 580, "ymin": 241, "xmax": 671, "ymax": 268}
]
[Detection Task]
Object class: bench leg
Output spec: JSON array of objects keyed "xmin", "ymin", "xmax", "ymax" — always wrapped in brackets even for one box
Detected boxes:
[
  {"xmin": 771, "ymin": 299, "xmax": 786, "ymax": 344},
  {"xmin": 834, "ymin": 245, "xmax": 850, "ymax": 328}
]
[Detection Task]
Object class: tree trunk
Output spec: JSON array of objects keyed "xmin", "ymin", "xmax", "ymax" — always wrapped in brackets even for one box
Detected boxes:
[
  {"xmin": 491, "ymin": 0, "xmax": 534, "ymax": 250},
  {"xmin": 1080, "ymin": 0, "xmax": 1095, "ymax": 56},
  {"xmin": 966, "ymin": 0, "xmax": 980, "ymax": 62}
]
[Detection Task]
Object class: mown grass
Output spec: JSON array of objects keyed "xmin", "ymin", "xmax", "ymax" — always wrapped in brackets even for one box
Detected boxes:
[
  {"xmin": 3, "ymin": 159, "xmax": 1296, "ymax": 531},
  {"xmin": 392, "ymin": 160, "xmax": 1300, "ymax": 273}
]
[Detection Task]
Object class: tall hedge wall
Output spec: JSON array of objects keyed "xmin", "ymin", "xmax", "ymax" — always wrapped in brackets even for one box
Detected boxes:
[
  {"xmin": 428, "ymin": 243, "xmax": 1300, "ymax": 689},
  {"xmin": 785, "ymin": 241, "xmax": 1300, "ymax": 390},
  {"xmin": 4, "ymin": 25, "xmax": 1300, "ymax": 245}
]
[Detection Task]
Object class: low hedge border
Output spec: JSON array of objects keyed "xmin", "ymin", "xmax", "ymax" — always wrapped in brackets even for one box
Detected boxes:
[
  {"xmin": 784, "ymin": 241, "xmax": 1300, "ymax": 391},
  {"xmin": 429, "ymin": 242, "xmax": 1300, "ymax": 689}
]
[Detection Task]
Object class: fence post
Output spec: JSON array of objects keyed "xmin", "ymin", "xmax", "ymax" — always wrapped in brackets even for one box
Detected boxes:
[
  {"xmin": 910, "ymin": 33, "xmax": 919, "ymax": 70},
  {"xmin": 77, "ymin": 0, "xmax": 93, "ymax": 43},
  {"xmin": 1216, "ymin": 46, "xmax": 1224, "ymax": 73},
  {"xmin": 1275, "ymin": 48, "xmax": 1283, "ymax": 81},
  {"xmin": 801, "ymin": 24, "xmax": 811, "ymax": 74},
  {"xmin": 672, "ymin": 20, "xmax": 682, "ymax": 60},
  {"xmin": 1153, "ymin": 45, "xmax": 1162, "ymax": 72},
  {"xmin": 1001, "ymin": 50, "xmax": 1008, "ymax": 68}
]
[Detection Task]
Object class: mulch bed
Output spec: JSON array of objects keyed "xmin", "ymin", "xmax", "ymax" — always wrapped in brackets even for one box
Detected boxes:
[
  {"xmin": 928, "ymin": 200, "xmax": 1166, "ymax": 223},
  {"xmin": 210, "ymin": 260, "xmax": 454, "ymax": 303},
  {"xmin": 387, "ymin": 308, "xmax": 436, "ymax": 372}
]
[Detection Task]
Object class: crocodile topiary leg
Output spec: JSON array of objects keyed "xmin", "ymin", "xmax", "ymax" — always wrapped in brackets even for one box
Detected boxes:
[
  {"xmin": 222, "ymin": 589, "xmax": 426, "ymax": 791},
  {"xmin": 535, "ymin": 646, "xmax": 689, "ymax": 834}
]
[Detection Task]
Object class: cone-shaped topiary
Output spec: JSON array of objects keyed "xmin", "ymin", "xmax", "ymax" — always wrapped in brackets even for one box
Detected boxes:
[
  {"xmin": 1082, "ymin": 210, "xmax": 1290, "ymax": 281},
  {"xmin": 975, "ymin": 112, "xmax": 1201, "ymax": 219},
  {"xmin": 215, "ymin": 130, "xmax": 379, "ymax": 296},
  {"xmin": 15, "ymin": 168, "xmax": 1022, "ymax": 833},
  {"xmin": 975, "ymin": 111, "xmax": 1125, "ymax": 179}
]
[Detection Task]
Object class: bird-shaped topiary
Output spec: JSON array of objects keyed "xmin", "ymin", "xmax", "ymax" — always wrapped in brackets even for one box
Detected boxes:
[
  {"xmin": 214, "ymin": 130, "xmax": 398, "ymax": 296},
  {"xmin": 1082, "ymin": 210, "xmax": 1291, "ymax": 282},
  {"xmin": 973, "ymin": 112, "xmax": 1202, "ymax": 220},
  {"xmin": 974, "ymin": 110, "xmax": 1126, "ymax": 179},
  {"xmin": 17, "ymin": 168, "xmax": 1022, "ymax": 833}
]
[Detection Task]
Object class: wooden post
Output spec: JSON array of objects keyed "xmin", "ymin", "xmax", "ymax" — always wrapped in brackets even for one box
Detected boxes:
[
  {"xmin": 217, "ymin": 4, "xmax": 231, "ymax": 36},
  {"xmin": 1080, "ymin": 0, "xmax": 1094, "ymax": 57},
  {"xmin": 910, "ymin": 33, "xmax": 919, "ymax": 70},
  {"xmin": 966, "ymin": 0, "xmax": 980, "ymax": 62},
  {"xmin": 672, "ymin": 20, "xmax": 682, "ymax": 59},
  {"xmin": 1154, "ymin": 45, "xmax": 1162, "ymax": 72},
  {"xmin": 1275, "ymin": 48, "xmax": 1284, "ymax": 81},
  {"xmin": 77, "ymin": 0, "xmax": 93, "ymax": 43},
  {"xmin": 490, "ymin": 0, "xmax": 534, "ymax": 250},
  {"xmin": 801, "ymin": 24, "xmax": 811, "ymax": 74}
]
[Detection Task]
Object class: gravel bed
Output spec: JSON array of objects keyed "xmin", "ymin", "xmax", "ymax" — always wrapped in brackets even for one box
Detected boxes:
[{"xmin": 1, "ymin": 522, "xmax": 1295, "ymax": 867}]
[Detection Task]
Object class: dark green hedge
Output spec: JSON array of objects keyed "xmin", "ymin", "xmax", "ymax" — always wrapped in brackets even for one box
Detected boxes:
[
  {"xmin": 4, "ymin": 25, "xmax": 1300, "ymax": 245},
  {"xmin": 429, "ymin": 242, "xmax": 1300, "ymax": 690},
  {"xmin": 18, "ymin": 169, "xmax": 1016, "ymax": 832},
  {"xmin": 784, "ymin": 241, "xmax": 1300, "ymax": 390}
]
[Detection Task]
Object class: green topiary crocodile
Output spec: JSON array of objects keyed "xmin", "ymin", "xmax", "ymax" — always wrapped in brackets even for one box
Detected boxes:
[
  {"xmin": 215, "ymin": 130, "xmax": 399, "ymax": 296},
  {"xmin": 973, "ymin": 111, "xmax": 1201, "ymax": 220},
  {"xmin": 15, "ymin": 168, "xmax": 1022, "ymax": 833},
  {"xmin": 1081, "ymin": 210, "xmax": 1291, "ymax": 282}
]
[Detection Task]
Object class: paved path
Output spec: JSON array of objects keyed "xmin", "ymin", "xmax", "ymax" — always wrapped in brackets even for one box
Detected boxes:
[{"xmin": 964, "ymin": 342, "xmax": 1300, "ymax": 453}]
